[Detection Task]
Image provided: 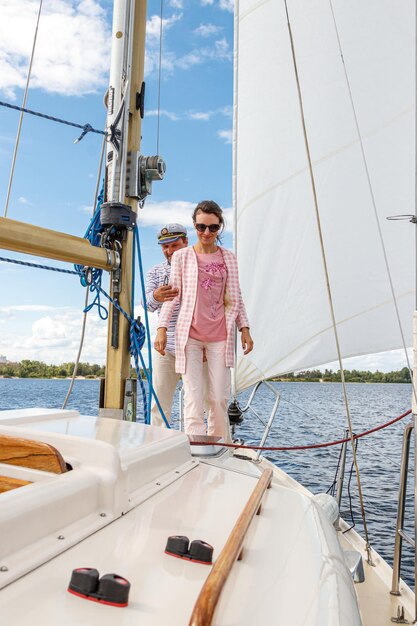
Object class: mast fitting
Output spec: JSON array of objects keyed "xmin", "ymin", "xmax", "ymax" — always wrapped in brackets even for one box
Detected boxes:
[
  {"xmin": 125, "ymin": 152, "xmax": 166, "ymax": 201},
  {"xmin": 136, "ymin": 81, "xmax": 146, "ymax": 118},
  {"xmin": 100, "ymin": 201, "xmax": 137, "ymax": 229}
]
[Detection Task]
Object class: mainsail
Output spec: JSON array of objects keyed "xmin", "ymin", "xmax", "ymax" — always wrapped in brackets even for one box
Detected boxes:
[{"xmin": 234, "ymin": 0, "xmax": 415, "ymax": 390}]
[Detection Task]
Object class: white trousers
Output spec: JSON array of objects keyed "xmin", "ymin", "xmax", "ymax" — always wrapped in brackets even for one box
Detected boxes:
[
  {"xmin": 150, "ymin": 350, "xmax": 180, "ymax": 427},
  {"xmin": 182, "ymin": 338, "xmax": 231, "ymax": 440}
]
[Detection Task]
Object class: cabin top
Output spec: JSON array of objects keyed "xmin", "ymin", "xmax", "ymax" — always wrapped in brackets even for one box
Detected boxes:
[{"xmin": 0, "ymin": 408, "xmax": 195, "ymax": 589}]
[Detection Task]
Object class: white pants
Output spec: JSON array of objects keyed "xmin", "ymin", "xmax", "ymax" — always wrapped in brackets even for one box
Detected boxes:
[
  {"xmin": 150, "ymin": 350, "xmax": 180, "ymax": 427},
  {"xmin": 182, "ymin": 338, "xmax": 231, "ymax": 440}
]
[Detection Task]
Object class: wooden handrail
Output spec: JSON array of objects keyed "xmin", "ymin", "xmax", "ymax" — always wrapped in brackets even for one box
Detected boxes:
[
  {"xmin": 189, "ymin": 468, "xmax": 273, "ymax": 626},
  {"xmin": 0, "ymin": 434, "xmax": 67, "ymax": 473}
]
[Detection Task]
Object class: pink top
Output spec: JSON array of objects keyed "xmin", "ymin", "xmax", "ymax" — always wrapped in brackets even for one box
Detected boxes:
[{"xmin": 189, "ymin": 249, "xmax": 227, "ymax": 342}]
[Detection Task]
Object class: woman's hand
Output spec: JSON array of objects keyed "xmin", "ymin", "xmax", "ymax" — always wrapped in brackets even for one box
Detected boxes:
[
  {"xmin": 241, "ymin": 327, "xmax": 254, "ymax": 355},
  {"xmin": 154, "ymin": 327, "xmax": 167, "ymax": 355}
]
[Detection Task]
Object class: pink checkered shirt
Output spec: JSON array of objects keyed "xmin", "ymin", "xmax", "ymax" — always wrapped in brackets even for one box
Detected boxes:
[{"xmin": 158, "ymin": 246, "xmax": 250, "ymax": 374}]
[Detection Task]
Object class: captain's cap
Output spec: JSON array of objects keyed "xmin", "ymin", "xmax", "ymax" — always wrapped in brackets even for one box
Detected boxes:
[{"xmin": 157, "ymin": 223, "xmax": 187, "ymax": 244}]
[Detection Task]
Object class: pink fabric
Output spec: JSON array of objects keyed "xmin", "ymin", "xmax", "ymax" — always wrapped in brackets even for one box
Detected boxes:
[
  {"xmin": 159, "ymin": 246, "xmax": 250, "ymax": 374},
  {"xmin": 182, "ymin": 338, "xmax": 231, "ymax": 439},
  {"xmin": 189, "ymin": 250, "xmax": 227, "ymax": 342}
]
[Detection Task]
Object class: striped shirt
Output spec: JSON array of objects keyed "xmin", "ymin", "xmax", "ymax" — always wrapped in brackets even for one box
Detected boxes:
[{"xmin": 144, "ymin": 260, "xmax": 179, "ymax": 355}]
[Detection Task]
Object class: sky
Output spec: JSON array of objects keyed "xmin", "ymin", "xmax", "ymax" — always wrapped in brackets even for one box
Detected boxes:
[{"xmin": 0, "ymin": 0, "xmax": 412, "ymax": 373}]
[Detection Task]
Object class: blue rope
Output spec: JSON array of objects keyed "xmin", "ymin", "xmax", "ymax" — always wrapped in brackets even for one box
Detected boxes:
[
  {"xmin": 75, "ymin": 187, "xmax": 108, "ymax": 320},
  {"xmin": 88, "ymin": 272, "xmax": 169, "ymax": 427},
  {"xmin": 134, "ymin": 227, "xmax": 152, "ymax": 424},
  {"xmin": 0, "ymin": 256, "xmax": 78, "ymax": 274},
  {"xmin": 134, "ymin": 226, "xmax": 169, "ymax": 427},
  {"xmin": 130, "ymin": 235, "xmax": 148, "ymax": 419}
]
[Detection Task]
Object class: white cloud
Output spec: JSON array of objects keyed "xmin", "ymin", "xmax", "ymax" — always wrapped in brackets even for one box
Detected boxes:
[
  {"xmin": 188, "ymin": 105, "xmax": 232, "ymax": 121},
  {"xmin": 145, "ymin": 13, "xmax": 231, "ymax": 76},
  {"xmin": 189, "ymin": 111, "xmax": 212, "ymax": 121},
  {"xmin": 0, "ymin": 307, "xmax": 108, "ymax": 364},
  {"xmin": 145, "ymin": 108, "xmax": 180, "ymax": 121},
  {"xmin": 0, "ymin": 305, "xmax": 56, "ymax": 312},
  {"xmin": 145, "ymin": 13, "xmax": 183, "ymax": 76},
  {"xmin": 200, "ymin": 0, "xmax": 233, "ymax": 10},
  {"xmin": 169, "ymin": 0, "xmax": 184, "ymax": 7},
  {"xmin": 213, "ymin": 37, "xmax": 231, "ymax": 60},
  {"xmin": 218, "ymin": 129, "xmax": 232, "ymax": 144},
  {"xmin": 219, "ymin": 0, "xmax": 234, "ymax": 12},
  {"xmin": 0, "ymin": 304, "xmax": 57, "ymax": 319},
  {"xmin": 219, "ymin": 105, "xmax": 233, "ymax": 117},
  {"xmin": 0, "ymin": 0, "xmax": 111, "ymax": 98},
  {"xmin": 139, "ymin": 199, "xmax": 233, "ymax": 234},
  {"xmin": 78, "ymin": 204, "xmax": 94, "ymax": 213},
  {"xmin": 18, "ymin": 196, "xmax": 32, "ymax": 205},
  {"xmin": 146, "ymin": 13, "xmax": 182, "ymax": 39},
  {"xmin": 194, "ymin": 23, "xmax": 222, "ymax": 38}
]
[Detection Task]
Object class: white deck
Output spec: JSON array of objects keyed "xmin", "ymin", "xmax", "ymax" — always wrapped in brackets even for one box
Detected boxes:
[{"xmin": 0, "ymin": 408, "xmax": 413, "ymax": 625}]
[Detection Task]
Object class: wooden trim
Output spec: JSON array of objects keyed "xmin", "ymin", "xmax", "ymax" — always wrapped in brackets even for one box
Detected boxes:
[
  {"xmin": 0, "ymin": 217, "xmax": 118, "ymax": 270},
  {"xmin": 0, "ymin": 476, "xmax": 32, "ymax": 494},
  {"xmin": 189, "ymin": 468, "xmax": 273, "ymax": 626},
  {"xmin": 0, "ymin": 434, "xmax": 67, "ymax": 474}
]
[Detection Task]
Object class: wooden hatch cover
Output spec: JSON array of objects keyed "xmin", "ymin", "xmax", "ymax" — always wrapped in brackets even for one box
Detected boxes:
[
  {"xmin": 0, "ymin": 476, "xmax": 32, "ymax": 494},
  {"xmin": 0, "ymin": 433, "xmax": 67, "ymax": 474}
]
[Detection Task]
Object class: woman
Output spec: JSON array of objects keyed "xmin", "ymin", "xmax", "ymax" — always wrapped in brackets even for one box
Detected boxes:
[{"xmin": 154, "ymin": 200, "xmax": 253, "ymax": 440}]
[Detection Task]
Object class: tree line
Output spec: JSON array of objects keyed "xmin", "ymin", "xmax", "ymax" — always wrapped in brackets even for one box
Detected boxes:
[
  {"xmin": 0, "ymin": 360, "xmax": 412, "ymax": 383},
  {"xmin": 0, "ymin": 360, "xmax": 106, "ymax": 379},
  {"xmin": 273, "ymin": 367, "xmax": 411, "ymax": 384}
]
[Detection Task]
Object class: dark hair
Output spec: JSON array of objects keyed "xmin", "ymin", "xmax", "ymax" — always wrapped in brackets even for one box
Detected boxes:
[{"xmin": 192, "ymin": 200, "xmax": 224, "ymax": 241}]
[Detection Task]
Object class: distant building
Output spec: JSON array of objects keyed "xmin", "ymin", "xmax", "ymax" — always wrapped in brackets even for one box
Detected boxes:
[{"xmin": 0, "ymin": 355, "xmax": 7, "ymax": 364}]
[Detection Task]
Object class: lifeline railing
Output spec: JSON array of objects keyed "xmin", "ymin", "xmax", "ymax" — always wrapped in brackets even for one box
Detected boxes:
[
  {"xmin": 179, "ymin": 380, "xmax": 281, "ymax": 458},
  {"xmin": 234, "ymin": 380, "xmax": 281, "ymax": 461},
  {"xmin": 390, "ymin": 418, "xmax": 416, "ymax": 622}
]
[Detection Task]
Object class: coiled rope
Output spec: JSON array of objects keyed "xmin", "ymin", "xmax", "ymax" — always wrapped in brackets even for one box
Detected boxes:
[{"xmin": 189, "ymin": 409, "xmax": 411, "ymax": 450}]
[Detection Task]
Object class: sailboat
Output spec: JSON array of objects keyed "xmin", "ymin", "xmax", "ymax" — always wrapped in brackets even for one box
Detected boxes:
[{"xmin": 0, "ymin": 0, "xmax": 416, "ymax": 624}]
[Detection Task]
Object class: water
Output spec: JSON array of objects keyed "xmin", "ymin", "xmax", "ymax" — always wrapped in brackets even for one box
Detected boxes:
[{"xmin": 0, "ymin": 378, "xmax": 414, "ymax": 588}]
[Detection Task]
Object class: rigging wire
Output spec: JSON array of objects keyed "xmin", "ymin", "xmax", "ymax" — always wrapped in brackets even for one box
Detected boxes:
[
  {"xmin": 0, "ymin": 101, "xmax": 106, "ymax": 141},
  {"xmin": 328, "ymin": 0, "xmax": 417, "ymax": 408},
  {"xmin": 231, "ymin": 0, "xmax": 240, "ymax": 400},
  {"xmin": 62, "ymin": 137, "xmax": 106, "ymax": 410},
  {"xmin": 4, "ymin": 0, "xmax": 43, "ymax": 218},
  {"xmin": 156, "ymin": 0, "xmax": 164, "ymax": 155},
  {"xmin": 284, "ymin": 0, "xmax": 373, "ymax": 561},
  {"xmin": 189, "ymin": 407, "xmax": 411, "ymax": 450}
]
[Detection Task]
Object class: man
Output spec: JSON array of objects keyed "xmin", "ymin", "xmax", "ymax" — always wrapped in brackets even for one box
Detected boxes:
[{"xmin": 145, "ymin": 224, "xmax": 188, "ymax": 426}]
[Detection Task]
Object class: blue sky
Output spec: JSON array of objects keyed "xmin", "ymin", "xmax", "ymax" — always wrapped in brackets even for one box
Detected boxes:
[
  {"xmin": 0, "ymin": 0, "xmax": 411, "ymax": 372},
  {"xmin": 0, "ymin": 0, "xmax": 237, "ymax": 365}
]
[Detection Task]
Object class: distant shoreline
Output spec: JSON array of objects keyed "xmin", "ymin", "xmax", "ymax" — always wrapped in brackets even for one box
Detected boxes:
[{"xmin": 0, "ymin": 376, "xmax": 411, "ymax": 384}]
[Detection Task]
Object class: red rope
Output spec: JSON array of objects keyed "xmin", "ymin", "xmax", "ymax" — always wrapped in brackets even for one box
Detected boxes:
[{"xmin": 189, "ymin": 409, "xmax": 412, "ymax": 451}]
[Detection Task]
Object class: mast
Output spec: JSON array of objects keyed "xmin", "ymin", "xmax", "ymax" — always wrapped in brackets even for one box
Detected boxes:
[
  {"xmin": 100, "ymin": 0, "xmax": 148, "ymax": 417},
  {"xmin": 101, "ymin": 0, "xmax": 165, "ymax": 417}
]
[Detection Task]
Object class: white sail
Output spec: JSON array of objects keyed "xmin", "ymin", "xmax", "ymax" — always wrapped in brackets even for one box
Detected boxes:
[{"xmin": 235, "ymin": 0, "xmax": 415, "ymax": 390}]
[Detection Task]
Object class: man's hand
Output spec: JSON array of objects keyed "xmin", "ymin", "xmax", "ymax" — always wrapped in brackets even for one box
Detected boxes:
[
  {"xmin": 154, "ymin": 328, "xmax": 167, "ymax": 355},
  {"xmin": 153, "ymin": 285, "xmax": 179, "ymax": 303},
  {"xmin": 241, "ymin": 327, "xmax": 254, "ymax": 355}
]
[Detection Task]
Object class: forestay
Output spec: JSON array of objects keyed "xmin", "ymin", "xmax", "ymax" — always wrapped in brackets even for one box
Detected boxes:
[{"xmin": 234, "ymin": 0, "xmax": 415, "ymax": 390}]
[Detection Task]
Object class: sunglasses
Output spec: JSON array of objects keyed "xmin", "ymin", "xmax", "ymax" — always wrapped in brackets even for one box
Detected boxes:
[{"xmin": 195, "ymin": 223, "xmax": 221, "ymax": 233}]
